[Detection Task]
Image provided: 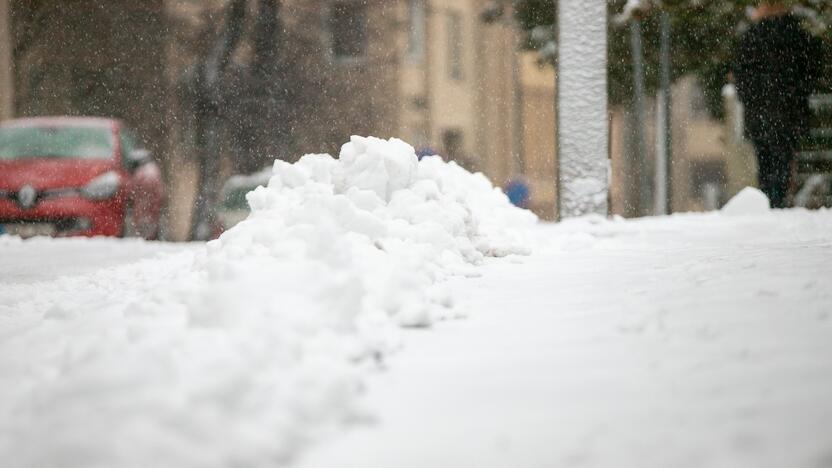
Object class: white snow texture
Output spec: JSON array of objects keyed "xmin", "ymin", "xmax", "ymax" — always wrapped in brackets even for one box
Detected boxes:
[
  {"xmin": 721, "ymin": 187, "xmax": 771, "ymax": 216},
  {"xmin": 0, "ymin": 136, "xmax": 535, "ymax": 468}
]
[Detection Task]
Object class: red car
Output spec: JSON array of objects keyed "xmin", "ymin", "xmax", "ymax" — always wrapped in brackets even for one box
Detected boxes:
[{"xmin": 0, "ymin": 117, "xmax": 164, "ymax": 239}]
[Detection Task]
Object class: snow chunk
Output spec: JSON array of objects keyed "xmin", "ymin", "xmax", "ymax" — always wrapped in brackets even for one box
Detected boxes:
[
  {"xmin": 0, "ymin": 136, "xmax": 535, "ymax": 468},
  {"xmin": 721, "ymin": 187, "xmax": 770, "ymax": 216},
  {"xmin": 337, "ymin": 136, "xmax": 418, "ymax": 202}
]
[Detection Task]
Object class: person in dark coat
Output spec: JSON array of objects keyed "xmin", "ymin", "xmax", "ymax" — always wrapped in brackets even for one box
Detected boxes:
[{"xmin": 733, "ymin": 2, "xmax": 824, "ymax": 208}]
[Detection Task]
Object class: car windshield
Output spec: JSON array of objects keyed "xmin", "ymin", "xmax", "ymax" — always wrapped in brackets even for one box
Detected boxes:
[
  {"xmin": 0, "ymin": 126, "xmax": 113, "ymax": 160},
  {"xmin": 223, "ymin": 187, "xmax": 253, "ymax": 210}
]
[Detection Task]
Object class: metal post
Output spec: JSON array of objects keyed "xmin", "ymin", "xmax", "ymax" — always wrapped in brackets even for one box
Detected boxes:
[
  {"xmin": 654, "ymin": 11, "xmax": 672, "ymax": 215},
  {"xmin": 511, "ymin": 24, "xmax": 525, "ymax": 175},
  {"xmin": 629, "ymin": 18, "xmax": 649, "ymax": 216},
  {"xmin": 557, "ymin": 0, "xmax": 609, "ymax": 218}
]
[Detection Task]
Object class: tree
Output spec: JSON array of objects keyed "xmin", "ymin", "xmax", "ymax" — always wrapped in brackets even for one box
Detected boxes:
[
  {"xmin": 617, "ymin": 0, "xmax": 831, "ymax": 116},
  {"xmin": 504, "ymin": 0, "xmax": 832, "ymax": 115},
  {"xmin": 182, "ymin": 0, "xmax": 247, "ymax": 241}
]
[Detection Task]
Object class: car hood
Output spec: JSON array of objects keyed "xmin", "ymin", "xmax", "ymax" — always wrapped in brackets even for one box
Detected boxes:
[{"xmin": 0, "ymin": 159, "xmax": 117, "ymax": 191}]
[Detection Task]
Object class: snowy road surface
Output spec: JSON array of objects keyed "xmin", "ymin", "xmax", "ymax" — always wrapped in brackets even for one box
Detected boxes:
[
  {"xmin": 2, "ymin": 210, "xmax": 832, "ymax": 468},
  {"xmin": 298, "ymin": 211, "xmax": 832, "ymax": 468},
  {"xmin": 0, "ymin": 237, "xmax": 195, "ymax": 285}
]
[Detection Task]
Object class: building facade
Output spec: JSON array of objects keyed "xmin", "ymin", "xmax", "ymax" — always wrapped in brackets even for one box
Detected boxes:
[
  {"xmin": 1, "ymin": 1, "xmax": 762, "ymax": 239},
  {"xmin": 1, "ymin": 0, "xmax": 558, "ymax": 239}
]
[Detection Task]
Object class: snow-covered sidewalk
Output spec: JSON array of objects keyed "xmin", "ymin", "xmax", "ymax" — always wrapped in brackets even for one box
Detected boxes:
[
  {"xmin": 297, "ymin": 210, "xmax": 832, "ymax": 468},
  {"xmin": 2, "ymin": 134, "xmax": 831, "ymax": 467},
  {"xmin": 1, "ymin": 209, "xmax": 831, "ymax": 467}
]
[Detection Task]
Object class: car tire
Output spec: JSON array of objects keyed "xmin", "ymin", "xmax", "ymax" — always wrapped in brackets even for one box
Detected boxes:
[
  {"xmin": 122, "ymin": 203, "xmax": 160, "ymax": 240},
  {"xmin": 140, "ymin": 222, "xmax": 160, "ymax": 241}
]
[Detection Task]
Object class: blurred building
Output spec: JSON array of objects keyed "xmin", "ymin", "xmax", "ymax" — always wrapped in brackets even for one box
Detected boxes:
[
  {"xmin": 609, "ymin": 76, "xmax": 754, "ymax": 216},
  {"xmin": 1, "ymin": 0, "xmax": 557, "ymax": 240},
  {"xmin": 394, "ymin": 0, "xmax": 557, "ymax": 218},
  {"xmin": 0, "ymin": 0, "xmax": 759, "ymax": 234},
  {"xmin": 6, "ymin": 1, "xmax": 168, "ymax": 160}
]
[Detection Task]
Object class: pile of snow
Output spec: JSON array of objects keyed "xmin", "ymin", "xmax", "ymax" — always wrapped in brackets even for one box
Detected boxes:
[
  {"xmin": 0, "ymin": 136, "xmax": 535, "ymax": 467},
  {"xmin": 721, "ymin": 187, "xmax": 770, "ymax": 216}
]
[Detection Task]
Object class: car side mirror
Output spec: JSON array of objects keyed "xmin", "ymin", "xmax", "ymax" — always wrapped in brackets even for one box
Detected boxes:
[{"xmin": 126, "ymin": 149, "xmax": 151, "ymax": 170}]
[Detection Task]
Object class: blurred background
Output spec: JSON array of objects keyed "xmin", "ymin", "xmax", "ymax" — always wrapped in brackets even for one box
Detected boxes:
[{"xmin": 0, "ymin": 0, "xmax": 830, "ymax": 241}]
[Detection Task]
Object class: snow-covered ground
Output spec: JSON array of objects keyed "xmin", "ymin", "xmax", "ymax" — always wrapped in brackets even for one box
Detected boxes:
[
  {"xmin": 3, "ymin": 208, "xmax": 831, "ymax": 467},
  {"xmin": 298, "ymin": 209, "xmax": 832, "ymax": 468},
  {"xmin": 0, "ymin": 236, "xmax": 195, "ymax": 285},
  {"xmin": 1, "ymin": 137, "xmax": 830, "ymax": 467},
  {"xmin": 0, "ymin": 237, "xmax": 200, "ymax": 341}
]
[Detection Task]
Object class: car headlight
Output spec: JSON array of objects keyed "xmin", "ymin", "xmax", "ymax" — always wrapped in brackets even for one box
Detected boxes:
[{"xmin": 81, "ymin": 171, "xmax": 121, "ymax": 200}]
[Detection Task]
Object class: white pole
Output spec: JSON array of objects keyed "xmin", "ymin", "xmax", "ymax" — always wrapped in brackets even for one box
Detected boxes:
[{"xmin": 557, "ymin": 0, "xmax": 609, "ymax": 218}]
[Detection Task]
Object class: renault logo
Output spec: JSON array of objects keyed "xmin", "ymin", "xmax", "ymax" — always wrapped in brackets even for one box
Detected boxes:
[{"xmin": 17, "ymin": 185, "xmax": 37, "ymax": 209}]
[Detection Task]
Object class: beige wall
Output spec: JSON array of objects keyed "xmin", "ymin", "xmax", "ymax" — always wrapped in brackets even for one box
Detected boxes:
[
  {"xmin": 397, "ymin": 0, "xmax": 556, "ymax": 218},
  {"xmin": 669, "ymin": 77, "xmax": 728, "ymax": 212},
  {"xmin": 426, "ymin": 0, "xmax": 478, "ymax": 162},
  {"xmin": 609, "ymin": 75, "xmax": 752, "ymax": 216},
  {"xmin": 608, "ymin": 108, "xmax": 628, "ymax": 216},
  {"xmin": 519, "ymin": 53, "xmax": 557, "ymax": 219},
  {"xmin": 475, "ymin": 17, "xmax": 518, "ymax": 181},
  {"xmin": 0, "ymin": 0, "xmax": 12, "ymax": 119},
  {"xmin": 399, "ymin": 0, "xmax": 431, "ymax": 147}
]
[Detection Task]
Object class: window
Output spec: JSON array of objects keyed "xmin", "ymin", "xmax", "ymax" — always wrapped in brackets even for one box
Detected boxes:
[
  {"xmin": 442, "ymin": 129, "xmax": 475, "ymax": 171},
  {"xmin": 442, "ymin": 129, "xmax": 464, "ymax": 160},
  {"xmin": 223, "ymin": 187, "xmax": 252, "ymax": 210},
  {"xmin": 407, "ymin": 0, "xmax": 426, "ymax": 61},
  {"xmin": 0, "ymin": 126, "xmax": 114, "ymax": 160},
  {"xmin": 120, "ymin": 129, "xmax": 140, "ymax": 168},
  {"xmin": 446, "ymin": 12, "xmax": 463, "ymax": 81},
  {"xmin": 120, "ymin": 129, "xmax": 137, "ymax": 159},
  {"xmin": 330, "ymin": 1, "xmax": 368, "ymax": 60}
]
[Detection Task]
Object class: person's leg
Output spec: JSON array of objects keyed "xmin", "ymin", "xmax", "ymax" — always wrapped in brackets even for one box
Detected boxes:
[
  {"xmin": 768, "ymin": 158, "xmax": 789, "ymax": 209},
  {"xmin": 755, "ymin": 134, "xmax": 796, "ymax": 208},
  {"xmin": 769, "ymin": 133, "xmax": 799, "ymax": 208},
  {"xmin": 754, "ymin": 138, "xmax": 782, "ymax": 207}
]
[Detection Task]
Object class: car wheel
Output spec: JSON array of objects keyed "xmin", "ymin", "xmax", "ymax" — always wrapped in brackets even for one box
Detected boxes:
[
  {"xmin": 139, "ymin": 222, "xmax": 160, "ymax": 241},
  {"xmin": 123, "ymin": 204, "xmax": 160, "ymax": 240}
]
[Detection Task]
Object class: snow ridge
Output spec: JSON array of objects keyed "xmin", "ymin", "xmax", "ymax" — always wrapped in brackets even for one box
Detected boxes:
[{"xmin": 0, "ymin": 136, "xmax": 535, "ymax": 468}]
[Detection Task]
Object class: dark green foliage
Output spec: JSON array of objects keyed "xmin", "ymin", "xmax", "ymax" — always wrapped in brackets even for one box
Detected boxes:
[
  {"xmin": 514, "ymin": 0, "xmax": 556, "ymax": 32},
  {"xmin": 509, "ymin": 0, "xmax": 832, "ymax": 117}
]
